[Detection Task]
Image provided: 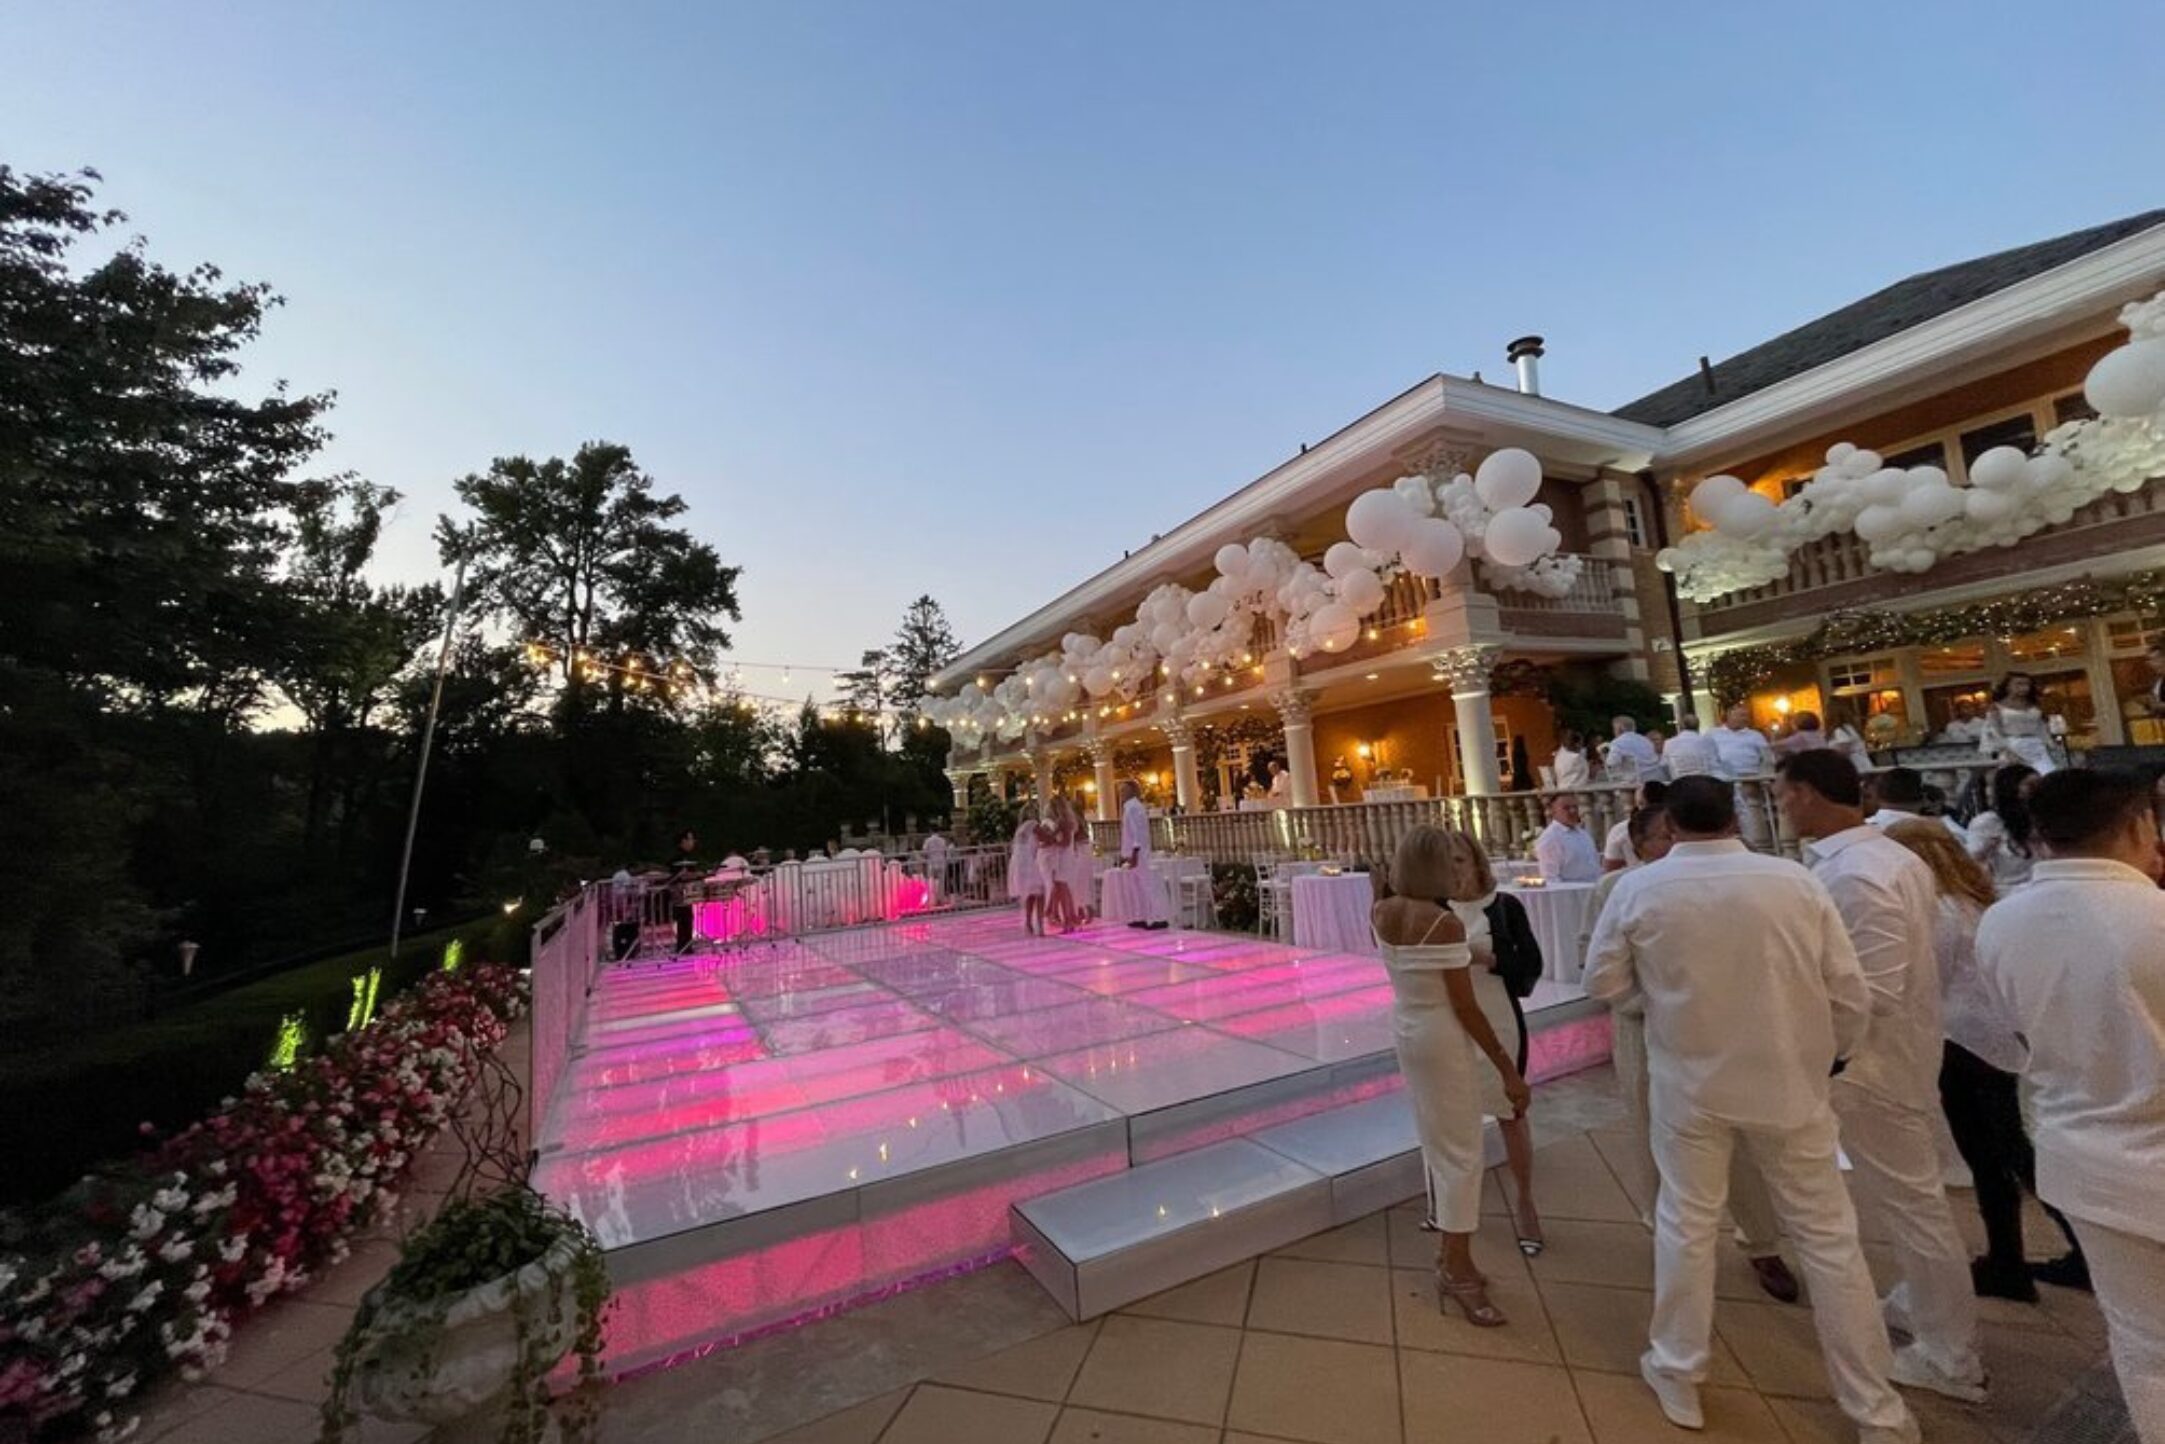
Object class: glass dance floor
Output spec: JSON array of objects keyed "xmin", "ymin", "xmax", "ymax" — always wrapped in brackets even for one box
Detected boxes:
[{"xmin": 531, "ymin": 911, "xmax": 1588, "ymax": 1370}]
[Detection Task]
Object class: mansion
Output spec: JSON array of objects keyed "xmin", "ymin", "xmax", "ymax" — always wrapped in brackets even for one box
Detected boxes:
[{"xmin": 932, "ymin": 210, "xmax": 2165, "ymax": 821}]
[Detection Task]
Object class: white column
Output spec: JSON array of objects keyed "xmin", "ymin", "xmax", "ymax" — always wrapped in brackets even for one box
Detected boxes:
[
  {"xmin": 1029, "ymin": 746, "xmax": 1053, "ymax": 807},
  {"xmin": 946, "ymin": 768, "xmax": 971, "ymax": 812},
  {"xmin": 1161, "ymin": 718, "xmax": 1201, "ymax": 813},
  {"xmin": 1088, "ymin": 740, "xmax": 1118, "ymax": 821},
  {"xmin": 1272, "ymin": 689, "xmax": 1320, "ymax": 807},
  {"xmin": 1433, "ymin": 646, "xmax": 1503, "ymax": 795}
]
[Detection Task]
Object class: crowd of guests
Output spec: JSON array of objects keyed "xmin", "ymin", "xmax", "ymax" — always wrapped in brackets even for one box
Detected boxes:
[{"xmin": 1377, "ymin": 754, "xmax": 2164, "ymax": 1442}]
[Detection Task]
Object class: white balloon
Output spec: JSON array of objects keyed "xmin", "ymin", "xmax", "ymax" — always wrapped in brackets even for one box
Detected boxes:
[
  {"xmin": 1862, "ymin": 468, "xmax": 1911, "ymax": 506},
  {"xmin": 1713, "ymin": 491, "xmax": 1777, "ymax": 539},
  {"xmin": 1899, "ymin": 483, "xmax": 1966, "ymax": 529},
  {"xmin": 1907, "ymin": 465, "xmax": 1949, "ymax": 491},
  {"xmin": 1346, "ymin": 489, "xmax": 1416, "ymax": 552},
  {"xmin": 1337, "ymin": 567, "xmax": 1386, "ymax": 612},
  {"xmin": 1967, "ymin": 446, "xmax": 2030, "ymax": 493},
  {"xmin": 2084, "ymin": 338, "xmax": 2165, "ymax": 419},
  {"xmin": 1654, "ymin": 548, "xmax": 1678, "ymax": 573},
  {"xmin": 1849, "ymin": 450, "xmax": 1884, "ymax": 474},
  {"xmin": 1826, "ymin": 442, "xmax": 1857, "ymax": 465},
  {"xmin": 1392, "ymin": 475, "xmax": 1437, "ymax": 516},
  {"xmin": 1964, "ymin": 488, "xmax": 2017, "ymax": 524},
  {"xmin": 1484, "ymin": 507, "xmax": 1551, "ymax": 567},
  {"xmin": 1854, "ymin": 504, "xmax": 1908, "ymax": 545},
  {"xmin": 1400, "ymin": 517, "xmax": 1467, "ymax": 577},
  {"xmin": 2024, "ymin": 453, "xmax": 2074, "ymax": 492},
  {"xmin": 1691, "ymin": 475, "xmax": 1748, "ymax": 517},
  {"xmin": 1528, "ymin": 503, "xmax": 1553, "ymax": 522},
  {"xmin": 1214, "ymin": 542, "xmax": 1250, "ymax": 578},
  {"xmin": 1186, "ymin": 591, "xmax": 1230, "ymax": 628},
  {"xmin": 1150, "ymin": 622, "xmax": 1181, "ymax": 652},
  {"xmin": 1083, "ymin": 666, "xmax": 1114, "ymax": 696},
  {"xmin": 1474, "ymin": 448, "xmax": 1544, "ymax": 510},
  {"xmin": 1323, "ymin": 541, "xmax": 1367, "ymax": 579},
  {"xmin": 1309, "ymin": 602, "xmax": 1361, "ymax": 654}
]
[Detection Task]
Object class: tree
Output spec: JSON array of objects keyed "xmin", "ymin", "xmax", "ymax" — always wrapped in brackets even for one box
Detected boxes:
[
  {"xmin": 887, "ymin": 595, "xmax": 960, "ymax": 720},
  {"xmin": 835, "ymin": 648, "xmax": 893, "ymax": 731},
  {"xmin": 435, "ymin": 442, "xmax": 742, "ymax": 703}
]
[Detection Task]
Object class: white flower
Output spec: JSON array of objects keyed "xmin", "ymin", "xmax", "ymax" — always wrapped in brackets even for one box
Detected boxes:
[
  {"xmin": 127, "ymin": 1205, "xmax": 166, "ymax": 1241},
  {"xmin": 125, "ymin": 1281, "xmax": 163, "ymax": 1314}
]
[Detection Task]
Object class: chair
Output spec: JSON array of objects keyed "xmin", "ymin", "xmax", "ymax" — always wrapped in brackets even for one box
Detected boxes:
[
  {"xmin": 1176, "ymin": 868, "xmax": 1215, "ymax": 931},
  {"xmin": 1254, "ymin": 859, "xmax": 1284, "ymax": 938}
]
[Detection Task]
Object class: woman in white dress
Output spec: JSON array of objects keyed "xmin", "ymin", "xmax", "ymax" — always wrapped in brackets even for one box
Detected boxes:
[
  {"xmin": 1965, "ymin": 763, "xmax": 2040, "ymax": 891},
  {"xmin": 1824, "ymin": 702, "xmax": 1873, "ymax": 767},
  {"xmin": 1066, "ymin": 802, "xmax": 1097, "ymax": 923},
  {"xmin": 1009, "ymin": 808, "xmax": 1045, "ymax": 935},
  {"xmin": 1040, "ymin": 797, "xmax": 1081, "ymax": 932},
  {"xmin": 1981, "ymin": 672, "xmax": 2057, "ymax": 774},
  {"xmin": 1552, "ymin": 730, "xmax": 1591, "ymax": 789},
  {"xmin": 1373, "ymin": 825, "xmax": 1532, "ymax": 1326}
]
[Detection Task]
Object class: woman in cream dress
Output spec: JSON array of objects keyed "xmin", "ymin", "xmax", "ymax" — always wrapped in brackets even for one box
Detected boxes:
[
  {"xmin": 1373, "ymin": 826, "xmax": 1532, "ymax": 1326},
  {"xmin": 1982, "ymin": 671, "xmax": 2058, "ymax": 774},
  {"xmin": 1065, "ymin": 802, "xmax": 1097, "ymax": 923},
  {"xmin": 1009, "ymin": 808, "xmax": 1045, "ymax": 935}
]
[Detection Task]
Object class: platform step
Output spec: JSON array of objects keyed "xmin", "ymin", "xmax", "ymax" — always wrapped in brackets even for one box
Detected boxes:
[{"xmin": 1010, "ymin": 1092, "xmax": 1503, "ymax": 1319}]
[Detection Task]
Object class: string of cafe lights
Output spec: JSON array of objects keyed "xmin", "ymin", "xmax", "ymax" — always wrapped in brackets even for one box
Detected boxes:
[{"xmin": 517, "ymin": 641, "xmax": 898, "ymax": 722}]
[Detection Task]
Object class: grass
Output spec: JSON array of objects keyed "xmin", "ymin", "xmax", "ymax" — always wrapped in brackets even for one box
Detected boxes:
[{"xmin": 0, "ymin": 922, "xmax": 491, "ymax": 1208}]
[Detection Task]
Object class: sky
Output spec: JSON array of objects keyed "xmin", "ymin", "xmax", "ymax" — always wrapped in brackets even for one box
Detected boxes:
[{"xmin": 7, "ymin": 2, "xmax": 2161, "ymax": 704}]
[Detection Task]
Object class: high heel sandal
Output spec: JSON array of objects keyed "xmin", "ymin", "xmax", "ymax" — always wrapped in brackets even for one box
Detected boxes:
[
  {"xmin": 1513, "ymin": 1203, "xmax": 1546, "ymax": 1258},
  {"xmin": 1436, "ymin": 1269, "xmax": 1508, "ymax": 1327}
]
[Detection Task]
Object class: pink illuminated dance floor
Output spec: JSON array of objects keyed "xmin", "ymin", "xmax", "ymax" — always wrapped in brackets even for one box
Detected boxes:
[{"xmin": 532, "ymin": 911, "xmax": 1596, "ymax": 1371}]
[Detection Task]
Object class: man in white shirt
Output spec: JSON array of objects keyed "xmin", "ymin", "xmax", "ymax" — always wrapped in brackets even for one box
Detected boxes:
[
  {"xmin": 1266, "ymin": 757, "xmax": 1292, "ymax": 800},
  {"xmin": 1864, "ymin": 767, "xmax": 1969, "ymax": 846},
  {"xmin": 1978, "ymin": 769, "xmax": 2165, "ymax": 1438},
  {"xmin": 1604, "ymin": 715, "xmax": 1661, "ymax": 784},
  {"xmin": 1534, "ymin": 794, "xmax": 1602, "ymax": 882},
  {"xmin": 1775, "ymin": 750, "xmax": 1987, "ymax": 1404},
  {"xmin": 1939, "ymin": 699, "xmax": 1986, "ymax": 745},
  {"xmin": 1712, "ymin": 704, "xmax": 1778, "ymax": 846},
  {"xmin": 1660, "ymin": 714, "xmax": 1722, "ymax": 779},
  {"xmin": 1604, "ymin": 781, "xmax": 1667, "ymax": 872},
  {"xmin": 1117, "ymin": 780, "xmax": 1169, "ymax": 929},
  {"xmin": 1586, "ymin": 776, "xmax": 1914, "ymax": 1442}
]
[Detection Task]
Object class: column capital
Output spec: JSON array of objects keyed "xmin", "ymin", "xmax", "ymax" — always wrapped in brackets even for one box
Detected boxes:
[
  {"xmin": 1428, "ymin": 645, "xmax": 1501, "ymax": 696},
  {"xmin": 1084, "ymin": 737, "xmax": 1114, "ymax": 764},
  {"xmin": 1269, "ymin": 688, "xmax": 1316, "ymax": 726},
  {"xmin": 1158, "ymin": 717, "xmax": 1195, "ymax": 748}
]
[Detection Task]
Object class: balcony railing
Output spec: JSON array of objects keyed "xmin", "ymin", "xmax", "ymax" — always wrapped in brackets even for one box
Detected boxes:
[{"xmin": 1493, "ymin": 554, "xmax": 1621, "ymax": 614}]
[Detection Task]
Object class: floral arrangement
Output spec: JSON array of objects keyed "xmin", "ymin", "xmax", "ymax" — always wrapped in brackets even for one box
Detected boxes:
[
  {"xmin": 1211, "ymin": 863, "xmax": 1260, "ymax": 932},
  {"xmin": 1658, "ymin": 289, "xmax": 2165, "ymax": 603},
  {"xmin": 0, "ymin": 964, "xmax": 527, "ymax": 1442}
]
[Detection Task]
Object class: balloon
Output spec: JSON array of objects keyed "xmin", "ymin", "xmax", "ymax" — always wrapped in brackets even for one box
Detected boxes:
[
  {"xmin": 1654, "ymin": 548, "xmax": 1678, "ymax": 573},
  {"xmin": 1337, "ymin": 567, "xmax": 1386, "ymax": 612},
  {"xmin": 1963, "ymin": 488, "xmax": 2017, "ymax": 524},
  {"xmin": 2024, "ymin": 453, "xmax": 2074, "ymax": 492},
  {"xmin": 1483, "ymin": 506, "xmax": 1551, "ymax": 567},
  {"xmin": 1899, "ymin": 483, "xmax": 1966, "ymax": 529},
  {"xmin": 1392, "ymin": 475, "xmax": 1437, "ymax": 516},
  {"xmin": 1214, "ymin": 542, "xmax": 1250, "ymax": 578},
  {"xmin": 2084, "ymin": 338, "xmax": 2165, "ymax": 419},
  {"xmin": 1150, "ymin": 622, "xmax": 1181, "ymax": 653},
  {"xmin": 1186, "ymin": 591, "xmax": 1230, "ymax": 628},
  {"xmin": 1853, "ymin": 504, "xmax": 1908, "ymax": 545},
  {"xmin": 1967, "ymin": 446, "xmax": 2030, "ymax": 492},
  {"xmin": 1345, "ymin": 489, "xmax": 1416, "ymax": 551},
  {"xmin": 1690, "ymin": 475, "xmax": 1748, "ymax": 517},
  {"xmin": 1400, "ymin": 517, "xmax": 1467, "ymax": 577},
  {"xmin": 1826, "ymin": 442, "xmax": 1857, "ymax": 465},
  {"xmin": 1528, "ymin": 503, "xmax": 1553, "ymax": 522},
  {"xmin": 1309, "ymin": 602, "xmax": 1360, "ymax": 654},
  {"xmin": 1712, "ymin": 492, "xmax": 1776, "ymax": 539},
  {"xmin": 1862, "ymin": 468, "xmax": 1910, "ymax": 506},
  {"xmin": 1849, "ymin": 450, "xmax": 1884, "ymax": 474},
  {"xmin": 1474, "ymin": 448, "xmax": 1544, "ymax": 510},
  {"xmin": 1324, "ymin": 541, "xmax": 1367, "ymax": 579},
  {"xmin": 1083, "ymin": 666, "xmax": 1114, "ymax": 696}
]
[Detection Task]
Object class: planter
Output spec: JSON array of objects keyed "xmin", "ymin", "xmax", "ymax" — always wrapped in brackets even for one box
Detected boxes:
[{"xmin": 349, "ymin": 1230, "xmax": 587, "ymax": 1425}]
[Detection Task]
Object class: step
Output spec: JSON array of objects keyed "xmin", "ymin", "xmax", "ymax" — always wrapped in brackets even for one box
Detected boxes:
[{"xmin": 1010, "ymin": 1092, "xmax": 1505, "ymax": 1320}]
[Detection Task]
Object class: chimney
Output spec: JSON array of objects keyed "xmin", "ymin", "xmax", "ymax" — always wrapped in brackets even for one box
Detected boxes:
[{"xmin": 1506, "ymin": 336, "xmax": 1545, "ymax": 397}]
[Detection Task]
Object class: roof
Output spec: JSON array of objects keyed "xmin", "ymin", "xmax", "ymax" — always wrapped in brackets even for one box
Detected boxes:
[{"xmin": 1612, "ymin": 209, "xmax": 2165, "ymax": 428}]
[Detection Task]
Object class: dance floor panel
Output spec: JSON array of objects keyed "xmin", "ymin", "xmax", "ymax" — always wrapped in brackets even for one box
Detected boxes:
[{"xmin": 531, "ymin": 910, "xmax": 1605, "ymax": 1372}]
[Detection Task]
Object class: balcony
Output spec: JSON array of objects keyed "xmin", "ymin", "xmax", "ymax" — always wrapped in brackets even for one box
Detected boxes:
[{"xmin": 1692, "ymin": 474, "xmax": 2165, "ymax": 634}]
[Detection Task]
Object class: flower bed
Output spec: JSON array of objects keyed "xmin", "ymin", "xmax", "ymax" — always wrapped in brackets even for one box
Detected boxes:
[{"xmin": 0, "ymin": 963, "xmax": 527, "ymax": 1441}]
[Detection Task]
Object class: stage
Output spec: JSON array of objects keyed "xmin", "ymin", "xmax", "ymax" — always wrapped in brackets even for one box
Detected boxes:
[{"xmin": 530, "ymin": 910, "xmax": 1607, "ymax": 1372}]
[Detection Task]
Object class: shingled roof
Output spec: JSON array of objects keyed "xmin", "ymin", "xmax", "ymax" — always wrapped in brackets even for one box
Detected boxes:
[{"xmin": 1611, "ymin": 209, "xmax": 2165, "ymax": 428}]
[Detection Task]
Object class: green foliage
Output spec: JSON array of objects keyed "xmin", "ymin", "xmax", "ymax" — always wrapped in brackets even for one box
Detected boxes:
[
  {"xmin": 1545, "ymin": 672, "xmax": 1674, "ymax": 745},
  {"xmin": 323, "ymin": 1187, "xmax": 613, "ymax": 1444},
  {"xmin": 967, "ymin": 794, "xmax": 1022, "ymax": 848},
  {"xmin": 1211, "ymin": 863, "xmax": 1260, "ymax": 932}
]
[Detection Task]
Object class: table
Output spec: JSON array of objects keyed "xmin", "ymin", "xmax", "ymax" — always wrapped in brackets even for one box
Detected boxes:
[
  {"xmin": 1499, "ymin": 881, "xmax": 1599, "ymax": 985},
  {"xmin": 1290, "ymin": 871, "xmax": 1377, "ymax": 953},
  {"xmin": 1364, "ymin": 784, "xmax": 1428, "ymax": 803},
  {"xmin": 1097, "ymin": 857, "xmax": 1206, "ymax": 924}
]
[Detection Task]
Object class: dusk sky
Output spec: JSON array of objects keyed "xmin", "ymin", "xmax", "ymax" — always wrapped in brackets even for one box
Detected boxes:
[{"xmin": 8, "ymin": 2, "xmax": 2160, "ymax": 704}]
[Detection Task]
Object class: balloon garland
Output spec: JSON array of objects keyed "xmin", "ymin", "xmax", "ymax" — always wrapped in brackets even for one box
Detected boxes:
[
  {"xmin": 922, "ymin": 448, "xmax": 1573, "ymax": 741},
  {"xmin": 1657, "ymin": 289, "xmax": 2165, "ymax": 604}
]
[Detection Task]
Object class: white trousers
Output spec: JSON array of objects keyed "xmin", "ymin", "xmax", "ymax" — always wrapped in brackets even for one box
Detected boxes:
[
  {"xmin": 1832, "ymin": 1080, "xmax": 1983, "ymax": 1381},
  {"xmin": 1614, "ymin": 1011, "xmax": 1783, "ymax": 1251},
  {"xmin": 1648, "ymin": 1101, "xmax": 1911, "ymax": 1434},
  {"xmin": 2070, "ymin": 1217, "xmax": 2165, "ymax": 1442}
]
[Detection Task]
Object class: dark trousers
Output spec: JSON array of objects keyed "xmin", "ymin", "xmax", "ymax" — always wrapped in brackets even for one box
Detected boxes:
[{"xmin": 1938, "ymin": 1041, "xmax": 2083, "ymax": 1270}]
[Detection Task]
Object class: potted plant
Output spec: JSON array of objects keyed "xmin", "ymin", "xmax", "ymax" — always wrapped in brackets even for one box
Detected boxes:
[{"xmin": 321, "ymin": 1186, "xmax": 611, "ymax": 1444}]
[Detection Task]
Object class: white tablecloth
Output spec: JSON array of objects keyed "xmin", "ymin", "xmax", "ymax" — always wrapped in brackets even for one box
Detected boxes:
[
  {"xmin": 1290, "ymin": 872, "xmax": 1377, "ymax": 953},
  {"xmin": 1097, "ymin": 857, "xmax": 1206, "ymax": 924},
  {"xmin": 1500, "ymin": 881, "xmax": 1599, "ymax": 985},
  {"xmin": 1364, "ymin": 784, "xmax": 1428, "ymax": 803}
]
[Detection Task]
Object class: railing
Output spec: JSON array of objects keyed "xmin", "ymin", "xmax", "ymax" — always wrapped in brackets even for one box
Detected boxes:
[
  {"xmin": 1493, "ymin": 554, "xmax": 1621, "ymax": 614},
  {"xmin": 529, "ymin": 887, "xmax": 603, "ymax": 1146}
]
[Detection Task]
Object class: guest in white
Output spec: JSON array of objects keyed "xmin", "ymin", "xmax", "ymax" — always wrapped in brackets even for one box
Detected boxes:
[
  {"xmin": 1938, "ymin": 699, "xmax": 1987, "ymax": 746},
  {"xmin": 1660, "ymin": 714, "xmax": 1722, "ymax": 779},
  {"xmin": 1714, "ymin": 703, "xmax": 1778, "ymax": 846},
  {"xmin": 1978, "ymin": 769, "xmax": 2165, "ymax": 1439},
  {"xmin": 1374, "ymin": 826, "xmax": 1531, "ymax": 1327},
  {"xmin": 1865, "ymin": 767, "xmax": 1969, "ymax": 846},
  {"xmin": 1981, "ymin": 671, "xmax": 2058, "ymax": 774},
  {"xmin": 1774, "ymin": 750, "xmax": 1988, "ymax": 1404},
  {"xmin": 922, "ymin": 828, "xmax": 949, "ymax": 903},
  {"xmin": 1774, "ymin": 710, "xmax": 1830, "ymax": 756},
  {"xmin": 1117, "ymin": 780, "xmax": 1168, "ymax": 930},
  {"xmin": 1965, "ymin": 763, "xmax": 2040, "ymax": 891},
  {"xmin": 1266, "ymin": 756, "xmax": 1292, "ymax": 801},
  {"xmin": 1826, "ymin": 704, "xmax": 1874, "ymax": 766},
  {"xmin": 1604, "ymin": 780, "xmax": 1667, "ymax": 873},
  {"xmin": 1534, "ymin": 794, "xmax": 1602, "ymax": 882},
  {"xmin": 1584, "ymin": 801, "xmax": 1802, "ymax": 1304},
  {"xmin": 1552, "ymin": 730, "xmax": 1592, "ymax": 789},
  {"xmin": 1010, "ymin": 807, "xmax": 1046, "ymax": 936},
  {"xmin": 1604, "ymin": 714, "xmax": 1661, "ymax": 783},
  {"xmin": 1585, "ymin": 775, "xmax": 1914, "ymax": 1441}
]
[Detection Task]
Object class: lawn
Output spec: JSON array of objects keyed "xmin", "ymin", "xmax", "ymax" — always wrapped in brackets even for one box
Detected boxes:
[{"xmin": 0, "ymin": 920, "xmax": 506, "ymax": 1208}]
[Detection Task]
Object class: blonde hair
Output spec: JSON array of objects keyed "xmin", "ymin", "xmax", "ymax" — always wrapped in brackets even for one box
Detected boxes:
[
  {"xmin": 1389, "ymin": 824, "xmax": 1494, "ymax": 901},
  {"xmin": 1885, "ymin": 819, "xmax": 1995, "ymax": 910}
]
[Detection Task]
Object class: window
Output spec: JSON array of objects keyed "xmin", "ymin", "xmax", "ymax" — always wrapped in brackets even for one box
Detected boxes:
[
  {"xmin": 1827, "ymin": 657, "xmax": 1893, "ymax": 690},
  {"xmin": 2053, "ymin": 392, "xmax": 2098, "ymax": 427},
  {"xmin": 1885, "ymin": 440, "xmax": 1950, "ymax": 472},
  {"xmin": 1917, "ymin": 638, "xmax": 1988, "ymax": 677},
  {"xmin": 2002, "ymin": 627, "xmax": 2088, "ymax": 664},
  {"xmin": 2107, "ymin": 616, "xmax": 2164, "ymax": 653},
  {"xmin": 1780, "ymin": 476, "xmax": 1812, "ymax": 499},
  {"xmin": 1960, "ymin": 415, "xmax": 2038, "ymax": 466},
  {"xmin": 1620, "ymin": 496, "xmax": 1645, "ymax": 547}
]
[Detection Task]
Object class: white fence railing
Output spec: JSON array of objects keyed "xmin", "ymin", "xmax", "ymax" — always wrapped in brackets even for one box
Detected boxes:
[{"xmin": 528, "ymin": 887, "xmax": 603, "ymax": 1147}]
